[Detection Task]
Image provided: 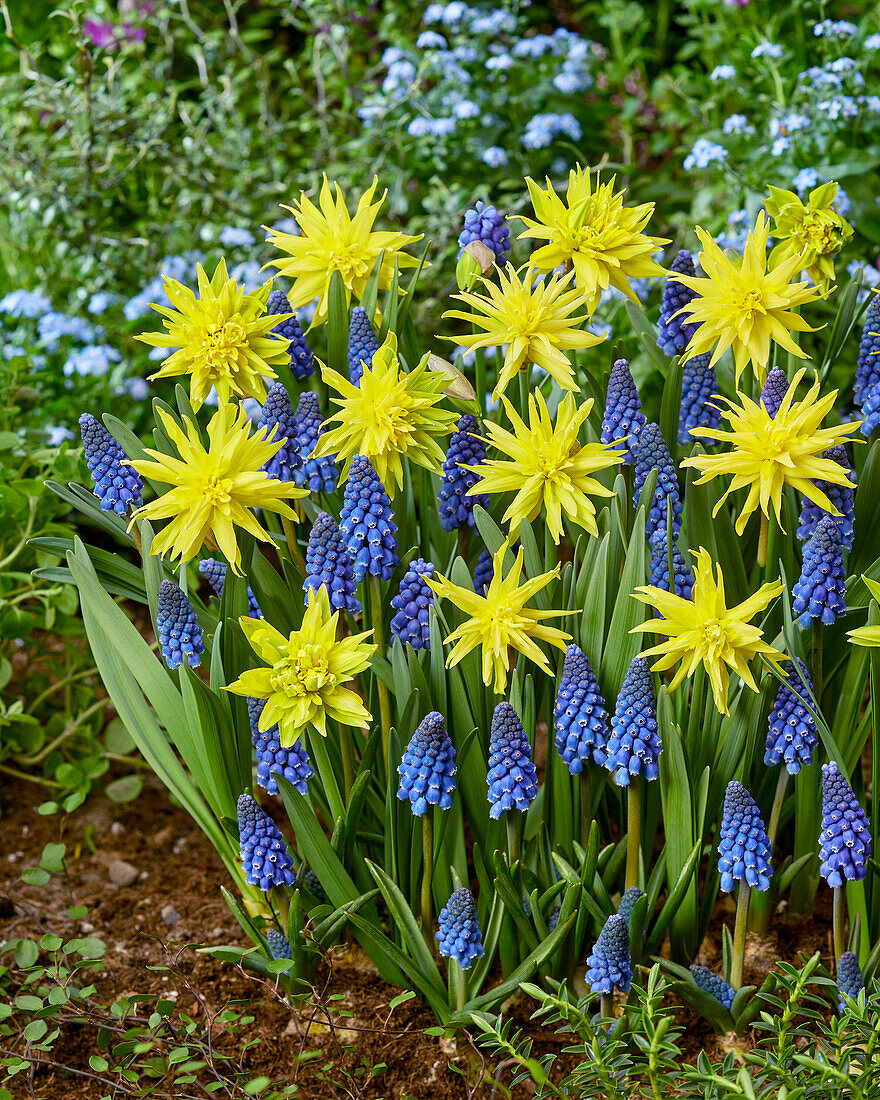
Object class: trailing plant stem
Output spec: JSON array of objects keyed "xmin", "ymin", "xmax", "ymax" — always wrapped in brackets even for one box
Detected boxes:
[
  {"xmin": 626, "ymin": 779, "xmax": 641, "ymax": 891},
  {"xmin": 833, "ymin": 886, "xmax": 845, "ymax": 960},
  {"xmin": 731, "ymin": 879, "xmax": 751, "ymax": 990}
]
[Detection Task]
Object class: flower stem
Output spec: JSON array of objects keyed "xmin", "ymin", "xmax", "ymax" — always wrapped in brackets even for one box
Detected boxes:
[
  {"xmin": 474, "ymin": 344, "xmax": 487, "ymax": 416},
  {"xmin": 812, "ymin": 620, "xmax": 824, "ymax": 711},
  {"xmin": 339, "ymin": 723, "xmax": 355, "ymax": 804},
  {"xmin": 730, "ymin": 879, "xmax": 751, "ymax": 991},
  {"xmin": 766, "ymin": 768, "xmax": 790, "ymax": 851},
  {"xmin": 281, "ymin": 513, "xmax": 306, "ymax": 578},
  {"xmin": 579, "ymin": 770, "xmax": 592, "ymax": 851},
  {"xmin": 370, "ymin": 575, "xmax": 393, "ymax": 778},
  {"xmin": 421, "ymin": 810, "xmax": 434, "ymax": 947},
  {"xmin": 626, "ymin": 780, "xmax": 641, "ymax": 891},
  {"xmin": 453, "ymin": 963, "xmax": 467, "ymax": 1012},
  {"xmin": 833, "ymin": 885, "xmax": 846, "ymax": 960},
  {"xmin": 757, "ymin": 511, "xmax": 769, "ymax": 569},
  {"xmin": 600, "ymin": 993, "xmax": 614, "ymax": 1019},
  {"xmin": 506, "ymin": 812, "xmax": 521, "ymax": 869}
]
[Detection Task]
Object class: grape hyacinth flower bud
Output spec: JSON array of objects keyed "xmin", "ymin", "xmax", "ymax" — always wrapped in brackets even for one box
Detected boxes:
[
  {"xmin": 648, "ymin": 533, "xmax": 693, "ymax": 600},
  {"xmin": 633, "ymin": 423, "xmax": 682, "ymax": 546},
  {"xmin": 860, "ymin": 377, "xmax": 880, "ymax": 436},
  {"xmin": 854, "ymin": 292, "xmax": 880, "ymax": 407},
  {"xmin": 819, "ymin": 761, "xmax": 871, "ymax": 887},
  {"xmin": 678, "ymin": 353, "xmax": 721, "ymax": 445},
  {"xmin": 79, "ymin": 412, "xmax": 143, "ymax": 515},
  {"xmin": 606, "ymin": 658, "xmax": 661, "ymax": 786},
  {"xmin": 601, "ymin": 358, "xmax": 645, "ymax": 464},
  {"xmin": 258, "ymin": 383, "xmax": 303, "ymax": 482},
  {"xmin": 247, "ymin": 698, "xmax": 313, "ymax": 796},
  {"xmin": 438, "ymin": 414, "xmax": 489, "ymax": 530},
  {"xmin": 294, "ymin": 391, "xmax": 339, "ymax": 493},
  {"xmin": 473, "ymin": 547, "xmax": 494, "ymax": 594},
  {"xmin": 338, "ymin": 455, "xmax": 399, "ymax": 582},
  {"xmin": 796, "ymin": 445, "xmax": 856, "ymax": 549},
  {"xmin": 553, "ymin": 643, "xmax": 610, "ymax": 773},
  {"xmin": 458, "ymin": 201, "xmax": 511, "ymax": 261},
  {"xmin": 266, "ymin": 289, "xmax": 314, "ymax": 380},
  {"xmin": 836, "ymin": 951, "xmax": 865, "ymax": 1012},
  {"xmin": 348, "ymin": 306, "xmax": 379, "ymax": 385},
  {"xmin": 617, "ymin": 886, "xmax": 643, "ymax": 929},
  {"xmin": 237, "ymin": 793, "xmax": 296, "ymax": 890},
  {"xmin": 303, "ymin": 513, "xmax": 361, "ymax": 614},
  {"xmin": 760, "ymin": 367, "xmax": 791, "ymax": 419},
  {"xmin": 198, "ymin": 558, "xmax": 262, "ymax": 618},
  {"xmin": 436, "ymin": 887, "xmax": 484, "ymax": 969},
  {"xmin": 304, "ymin": 869, "xmax": 328, "ymax": 903},
  {"xmin": 486, "ymin": 701, "xmax": 538, "ymax": 819},
  {"xmin": 397, "ymin": 711, "xmax": 457, "ymax": 816},
  {"xmin": 764, "ymin": 658, "xmax": 818, "ymax": 775},
  {"xmin": 689, "ymin": 965, "xmax": 735, "ymax": 1011},
  {"xmin": 717, "ymin": 781, "xmax": 772, "ymax": 893},
  {"xmin": 157, "ymin": 580, "xmax": 204, "ymax": 670},
  {"xmin": 585, "ymin": 914, "xmax": 632, "ymax": 994},
  {"xmin": 265, "ymin": 927, "xmax": 292, "ymax": 967},
  {"xmin": 658, "ymin": 250, "xmax": 699, "ymax": 356},
  {"xmin": 390, "ymin": 558, "xmax": 435, "ymax": 650},
  {"xmin": 792, "ymin": 516, "xmax": 847, "ymax": 628}
]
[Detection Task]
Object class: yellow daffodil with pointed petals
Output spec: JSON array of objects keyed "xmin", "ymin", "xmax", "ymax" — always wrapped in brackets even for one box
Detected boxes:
[
  {"xmin": 226, "ymin": 588, "xmax": 375, "ymax": 746},
  {"xmin": 128, "ymin": 404, "xmax": 305, "ymax": 572},
  {"xmin": 847, "ymin": 577, "xmax": 880, "ymax": 648},
  {"xmin": 682, "ymin": 369, "xmax": 860, "ymax": 535},
  {"xmin": 672, "ymin": 213, "xmax": 825, "ymax": 387},
  {"xmin": 264, "ymin": 177, "xmax": 421, "ymax": 324},
  {"xmin": 136, "ymin": 260, "xmax": 291, "ymax": 411},
  {"xmin": 314, "ymin": 331, "xmax": 457, "ymax": 494},
  {"xmin": 765, "ymin": 181, "xmax": 852, "ymax": 290},
  {"xmin": 515, "ymin": 166, "xmax": 668, "ymax": 312},
  {"xmin": 427, "ymin": 541, "xmax": 571, "ymax": 695},
  {"xmin": 471, "ymin": 391, "xmax": 625, "ymax": 544},
  {"xmin": 632, "ymin": 548, "xmax": 787, "ymax": 715},
  {"xmin": 442, "ymin": 264, "xmax": 603, "ymax": 399}
]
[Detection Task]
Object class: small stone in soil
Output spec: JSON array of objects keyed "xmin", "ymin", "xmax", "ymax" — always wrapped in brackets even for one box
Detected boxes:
[
  {"xmin": 110, "ymin": 822, "xmax": 125, "ymax": 836},
  {"xmin": 161, "ymin": 904, "xmax": 181, "ymax": 925},
  {"xmin": 108, "ymin": 859, "xmax": 139, "ymax": 887}
]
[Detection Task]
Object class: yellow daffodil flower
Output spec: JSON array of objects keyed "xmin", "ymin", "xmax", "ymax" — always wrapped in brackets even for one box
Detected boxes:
[{"xmin": 765, "ymin": 181, "xmax": 852, "ymax": 290}]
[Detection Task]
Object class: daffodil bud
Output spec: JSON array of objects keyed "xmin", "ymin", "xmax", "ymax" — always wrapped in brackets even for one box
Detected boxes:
[{"xmin": 455, "ymin": 241, "xmax": 495, "ymax": 291}]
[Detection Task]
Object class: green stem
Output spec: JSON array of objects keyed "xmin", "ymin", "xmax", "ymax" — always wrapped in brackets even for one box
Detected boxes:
[
  {"xmin": 766, "ymin": 768, "xmax": 790, "ymax": 851},
  {"xmin": 474, "ymin": 344, "xmax": 487, "ymax": 416},
  {"xmin": 517, "ymin": 363, "xmax": 530, "ymax": 421},
  {"xmin": 579, "ymin": 770, "xmax": 592, "ymax": 852},
  {"xmin": 757, "ymin": 511, "xmax": 769, "ymax": 569},
  {"xmin": 600, "ymin": 993, "xmax": 614, "ymax": 1019},
  {"xmin": 812, "ymin": 620, "xmax": 824, "ymax": 711},
  {"xmin": 281, "ymin": 513, "xmax": 306, "ymax": 578},
  {"xmin": 506, "ymin": 812, "xmax": 521, "ymax": 869},
  {"xmin": 453, "ymin": 963, "xmax": 466, "ymax": 1012},
  {"xmin": 421, "ymin": 810, "xmax": 434, "ymax": 946},
  {"xmin": 764, "ymin": 511, "xmax": 779, "ymax": 586},
  {"xmin": 457, "ymin": 524, "xmax": 471, "ymax": 567},
  {"xmin": 371, "ymin": 576, "xmax": 393, "ymax": 778},
  {"xmin": 625, "ymin": 780, "xmax": 641, "ymax": 891},
  {"xmin": 731, "ymin": 879, "xmax": 751, "ymax": 991},
  {"xmin": 339, "ymin": 723, "xmax": 355, "ymax": 804},
  {"xmin": 833, "ymin": 886, "xmax": 846, "ymax": 961}
]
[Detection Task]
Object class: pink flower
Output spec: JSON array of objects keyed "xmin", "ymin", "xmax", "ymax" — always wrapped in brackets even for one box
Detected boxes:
[{"xmin": 83, "ymin": 19, "xmax": 118, "ymax": 48}]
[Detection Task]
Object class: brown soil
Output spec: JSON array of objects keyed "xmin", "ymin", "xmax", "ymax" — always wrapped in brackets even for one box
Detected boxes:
[{"xmin": 0, "ymin": 777, "xmax": 836, "ymax": 1099}]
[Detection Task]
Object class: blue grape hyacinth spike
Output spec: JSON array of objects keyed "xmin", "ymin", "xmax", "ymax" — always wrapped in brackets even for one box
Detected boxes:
[
  {"xmin": 690, "ymin": 964, "xmax": 735, "ymax": 1012},
  {"xmin": 293, "ymin": 391, "xmax": 339, "ymax": 493},
  {"xmin": 486, "ymin": 701, "xmax": 538, "ymax": 819},
  {"xmin": 266, "ymin": 288, "xmax": 314, "ymax": 380},
  {"xmin": 601, "ymin": 358, "xmax": 645, "ymax": 464},
  {"xmin": 438, "ymin": 414, "xmax": 489, "ymax": 530},
  {"xmin": 348, "ymin": 306, "xmax": 380, "ymax": 384},
  {"xmin": 303, "ymin": 512, "xmax": 361, "ymax": 615},
  {"xmin": 390, "ymin": 558, "xmax": 435, "ymax": 650},
  {"xmin": 678, "ymin": 353, "xmax": 721, "ymax": 445},
  {"xmin": 338, "ymin": 455, "xmax": 399, "ymax": 583},
  {"xmin": 157, "ymin": 580, "xmax": 204, "ymax": 670},
  {"xmin": 764, "ymin": 657, "xmax": 818, "ymax": 775},
  {"xmin": 796, "ymin": 444, "xmax": 856, "ymax": 549},
  {"xmin": 247, "ymin": 697, "xmax": 313, "ymax": 796},
  {"xmin": 633, "ymin": 422, "xmax": 682, "ymax": 546},
  {"xmin": 585, "ymin": 913, "xmax": 632, "ymax": 995},
  {"xmin": 791, "ymin": 515, "xmax": 847, "ymax": 628},
  {"xmin": 854, "ymin": 292, "xmax": 880, "ymax": 407},
  {"xmin": 819, "ymin": 761, "xmax": 871, "ymax": 888},
  {"xmin": 606, "ymin": 657, "xmax": 661, "ymax": 787},
  {"xmin": 237, "ymin": 792, "xmax": 296, "ymax": 891},
  {"xmin": 79, "ymin": 412, "xmax": 143, "ymax": 515},
  {"xmin": 658, "ymin": 250, "xmax": 700, "ymax": 357},
  {"xmin": 553, "ymin": 643, "xmax": 610, "ymax": 773},
  {"xmin": 198, "ymin": 557, "xmax": 262, "ymax": 618},
  {"xmin": 717, "ymin": 780, "xmax": 772, "ymax": 893},
  {"xmin": 436, "ymin": 887, "xmax": 484, "ymax": 969},
  {"xmin": 396, "ymin": 711, "xmax": 457, "ymax": 816}
]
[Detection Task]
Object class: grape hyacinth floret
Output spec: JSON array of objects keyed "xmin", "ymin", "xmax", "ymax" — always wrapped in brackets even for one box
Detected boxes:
[
  {"xmin": 837, "ymin": 951, "xmax": 865, "ymax": 1012},
  {"xmin": 436, "ymin": 887, "xmax": 484, "ymax": 969},
  {"xmin": 198, "ymin": 558, "xmax": 262, "ymax": 618},
  {"xmin": 819, "ymin": 761, "xmax": 871, "ymax": 887},
  {"xmin": 473, "ymin": 546, "xmax": 494, "ymax": 594},
  {"xmin": 553, "ymin": 643, "xmax": 610, "ymax": 773},
  {"xmin": 237, "ymin": 792, "xmax": 296, "ymax": 891},
  {"xmin": 764, "ymin": 658, "xmax": 818, "ymax": 775},
  {"xmin": 438, "ymin": 414, "xmax": 489, "ymax": 530},
  {"xmin": 796, "ymin": 444, "xmax": 856, "ymax": 549},
  {"xmin": 601, "ymin": 358, "xmax": 645, "ymax": 464},
  {"xmin": 633, "ymin": 423, "xmax": 682, "ymax": 545},
  {"xmin": 690, "ymin": 965, "xmax": 735, "ymax": 1012},
  {"xmin": 247, "ymin": 698, "xmax": 313, "ymax": 796},
  {"xmin": 486, "ymin": 701, "xmax": 539, "ymax": 818},
  {"xmin": 792, "ymin": 516, "xmax": 847, "ymax": 628},
  {"xmin": 649, "ymin": 533, "xmax": 693, "ymax": 600},
  {"xmin": 79, "ymin": 413, "xmax": 143, "ymax": 515},
  {"xmin": 658, "ymin": 250, "xmax": 699, "ymax": 356},
  {"xmin": 717, "ymin": 781, "xmax": 772, "ymax": 893},
  {"xmin": 348, "ymin": 306, "xmax": 380, "ymax": 384},
  {"xmin": 854, "ymin": 292, "xmax": 880, "ymax": 407},
  {"xmin": 585, "ymin": 913, "xmax": 632, "ymax": 995},
  {"xmin": 258, "ymin": 383, "xmax": 303, "ymax": 482},
  {"xmin": 303, "ymin": 513, "xmax": 361, "ymax": 615},
  {"xmin": 396, "ymin": 711, "xmax": 457, "ymax": 816},
  {"xmin": 678, "ymin": 353, "xmax": 721, "ymax": 445},
  {"xmin": 606, "ymin": 657, "xmax": 661, "ymax": 786},
  {"xmin": 458, "ymin": 201, "xmax": 511, "ymax": 261},
  {"xmin": 617, "ymin": 886, "xmax": 643, "ymax": 929},
  {"xmin": 338, "ymin": 455, "xmax": 399, "ymax": 582},
  {"xmin": 266, "ymin": 288, "xmax": 314, "ymax": 380},
  {"xmin": 294, "ymin": 391, "xmax": 339, "ymax": 493},
  {"xmin": 760, "ymin": 367, "xmax": 791, "ymax": 419},
  {"xmin": 156, "ymin": 580, "xmax": 204, "ymax": 670},
  {"xmin": 390, "ymin": 558, "xmax": 435, "ymax": 650}
]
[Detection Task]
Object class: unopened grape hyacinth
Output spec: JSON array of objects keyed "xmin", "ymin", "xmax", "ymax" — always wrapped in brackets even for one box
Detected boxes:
[
  {"xmin": 294, "ymin": 391, "xmax": 339, "ymax": 493},
  {"xmin": 198, "ymin": 558, "xmax": 262, "ymax": 619},
  {"xmin": 79, "ymin": 413, "xmax": 143, "ymax": 515},
  {"xmin": 764, "ymin": 658, "xmax": 818, "ymax": 775},
  {"xmin": 606, "ymin": 658, "xmax": 661, "ymax": 786},
  {"xmin": 678, "ymin": 353, "xmax": 721, "ymax": 445},
  {"xmin": 265, "ymin": 289, "xmax": 314, "ymax": 380},
  {"xmin": 854, "ymin": 292, "xmax": 880, "ymax": 407},
  {"xmin": 601, "ymin": 358, "xmax": 645, "ymax": 463},
  {"xmin": 396, "ymin": 711, "xmax": 457, "ymax": 816},
  {"xmin": 457, "ymin": 201, "xmax": 511, "ymax": 260},
  {"xmin": 617, "ymin": 886, "xmax": 643, "ymax": 929},
  {"xmin": 237, "ymin": 793, "xmax": 296, "ymax": 891},
  {"xmin": 690, "ymin": 965, "xmax": 735, "ymax": 1012},
  {"xmin": 438, "ymin": 414, "xmax": 489, "ymax": 530},
  {"xmin": 473, "ymin": 546, "xmax": 494, "ymax": 594},
  {"xmin": 760, "ymin": 367, "xmax": 791, "ymax": 418},
  {"xmin": 717, "ymin": 781, "xmax": 772, "ymax": 893},
  {"xmin": 585, "ymin": 914, "xmax": 632, "ymax": 994},
  {"xmin": 792, "ymin": 516, "xmax": 847, "ymax": 628},
  {"xmin": 390, "ymin": 559, "xmax": 435, "ymax": 650},
  {"xmin": 348, "ymin": 306, "xmax": 380, "ymax": 385},
  {"xmin": 486, "ymin": 701, "xmax": 538, "ymax": 819},
  {"xmin": 633, "ymin": 423, "xmax": 683, "ymax": 545},
  {"xmin": 648, "ymin": 533, "xmax": 693, "ymax": 600},
  {"xmin": 156, "ymin": 580, "xmax": 204, "ymax": 670},
  {"xmin": 658, "ymin": 250, "xmax": 700, "ymax": 356},
  {"xmin": 303, "ymin": 513, "xmax": 361, "ymax": 615},
  {"xmin": 836, "ymin": 952, "xmax": 865, "ymax": 1012},
  {"xmin": 436, "ymin": 888, "xmax": 484, "ymax": 969},
  {"xmin": 265, "ymin": 928, "xmax": 292, "ymax": 968},
  {"xmin": 247, "ymin": 698, "xmax": 313, "ymax": 796},
  {"xmin": 338, "ymin": 456, "xmax": 399, "ymax": 583},
  {"xmin": 796, "ymin": 445, "xmax": 855, "ymax": 549},
  {"xmin": 819, "ymin": 761, "xmax": 871, "ymax": 887},
  {"xmin": 258, "ymin": 383, "xmax": 303, "ymax": 482},
  {"xmin": 553, "ymin": 643, "xmax": 610, "ymax": 773}
]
